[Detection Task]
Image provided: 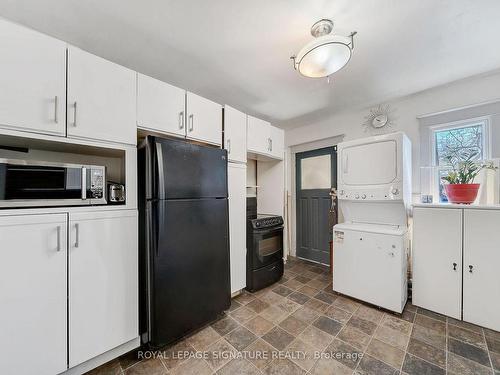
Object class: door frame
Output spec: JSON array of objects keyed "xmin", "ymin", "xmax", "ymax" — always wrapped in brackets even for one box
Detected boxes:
[{"xmin": 295, "ymin": 146, "xmax": 337, "ymax": 264}]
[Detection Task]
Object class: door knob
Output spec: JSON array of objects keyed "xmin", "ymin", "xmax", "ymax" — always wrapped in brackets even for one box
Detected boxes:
[
  {"xmin": 453, "ymin": 262, "xmax": 457, "ymax": 271},
  {"xmin": 469, "ymin": 265, "xmax": 473, "ymax": 273}
]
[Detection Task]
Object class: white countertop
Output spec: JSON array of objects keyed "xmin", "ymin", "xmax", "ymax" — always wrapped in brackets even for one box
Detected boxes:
[{"xmin": 412, "ymin": 203, "xmax": 500, "ymax": 210}]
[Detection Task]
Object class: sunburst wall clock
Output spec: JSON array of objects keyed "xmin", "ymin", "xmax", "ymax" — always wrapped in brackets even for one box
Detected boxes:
[{"xmin": 363, "ymin": 104, "xmax": 397, "ymax": 134}]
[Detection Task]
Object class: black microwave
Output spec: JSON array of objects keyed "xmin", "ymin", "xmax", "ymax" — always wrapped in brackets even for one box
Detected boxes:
[{"xmin": 0, "ymin": 159, "xmax": 106, "ymax": 208}]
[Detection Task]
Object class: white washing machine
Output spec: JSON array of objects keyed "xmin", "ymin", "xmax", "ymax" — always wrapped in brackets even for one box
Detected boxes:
[{"xmin": 333, "ymin": 132, "xmax": 411, "ymax": 313}]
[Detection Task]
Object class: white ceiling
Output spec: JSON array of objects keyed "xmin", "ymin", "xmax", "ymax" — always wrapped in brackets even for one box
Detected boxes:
[{"xmin": 1, "ymin": 0, "xmax": 500, "ymax": 128}]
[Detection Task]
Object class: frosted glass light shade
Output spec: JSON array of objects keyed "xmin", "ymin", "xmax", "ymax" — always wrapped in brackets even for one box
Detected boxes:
[{"xmin": 294, "ymin": 35, "xmax": 352, "ymax": 78}]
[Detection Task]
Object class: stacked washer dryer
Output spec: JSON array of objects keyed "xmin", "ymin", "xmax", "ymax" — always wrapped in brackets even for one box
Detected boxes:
[{"xmin": 333, "ymin": 132, "xmax": 411, "ymax": 313}]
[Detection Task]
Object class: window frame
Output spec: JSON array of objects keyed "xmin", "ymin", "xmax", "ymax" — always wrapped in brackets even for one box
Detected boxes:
[{"xmin": 429, "ymin": 116, "xmax": 491, "ymax": 202}]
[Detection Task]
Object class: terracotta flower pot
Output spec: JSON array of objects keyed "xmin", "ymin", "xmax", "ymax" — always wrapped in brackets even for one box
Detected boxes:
[{"xmin": 444, "ymin": 183, "xmax": 480, "ymax": 204}]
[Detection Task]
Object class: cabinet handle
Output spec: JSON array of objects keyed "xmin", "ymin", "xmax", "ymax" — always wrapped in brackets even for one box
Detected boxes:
[
  {"xmin": 56, "ymin": 225, "xmax": 61, "ymax": 252},
  {"xmin": 178, "ymin": 111, "xmax": 184, "ymax": 130},
  {"xmin": 227, "ymin": 139, "xmax": 231, "ymax": 154},
  {"xmin": 453, "ymin": 262, "xmax": 457, "ymax": 271},
  {"xmin": 469, "ymin": 265, "xmax": 474, "ymax": 273},
  {"xmin": 73, "ymin": 101, "xmax": 78, "ymax": 127},
  {"xmin": 81, "ymin": 167, "xmax": 87, "ymax": 200},
  {"xmin": 188, "ymin": 114, "xmax": 194, "ymax": 132},
  {"xmin": 75, "ymin": 223, "xmax": 80, "ymax": 248},
  {"xmin": 54, "ymin": 96, "xmax": 58, "ymax": 124},
  {"xmin": 270, "ymin": 138, "xmax": 273, "ymax": 152}
]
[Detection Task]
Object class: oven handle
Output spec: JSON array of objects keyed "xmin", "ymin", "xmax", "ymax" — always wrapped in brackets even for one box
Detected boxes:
[{"xmin": 251, "ymin": 226, "xmax": 284, "ymax": 234}]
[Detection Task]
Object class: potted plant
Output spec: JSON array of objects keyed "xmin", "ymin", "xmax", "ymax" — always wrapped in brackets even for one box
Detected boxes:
[{"xmin": 441, "ymin": 151, "xmax": 497, "ymax": 204}]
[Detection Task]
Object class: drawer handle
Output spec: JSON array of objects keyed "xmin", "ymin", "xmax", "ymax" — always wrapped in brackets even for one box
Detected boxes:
[{"xmin": 453, "ymin": 262, "xmax": 457, "ymax": 271}]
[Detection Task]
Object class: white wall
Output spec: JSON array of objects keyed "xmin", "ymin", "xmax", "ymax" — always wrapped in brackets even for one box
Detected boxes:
[{"xmin": 284, "ymin": 69, "xmax": 500, "ymax": 255}]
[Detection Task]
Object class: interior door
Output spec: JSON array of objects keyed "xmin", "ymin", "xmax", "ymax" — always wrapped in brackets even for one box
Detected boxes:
[
  {"xmin": 67, "ymin": 46, "xmax": 137, "ymax": 145},
  {"xmin": 228, "ymin": 163, "xmax": 247, "ymax": 292},
  {"xmin": 0, "ymin": 213, "xmax": 67, "ymax": 375},
  {"xmin": 296, "ymin": 146, "xmax": 337, "ymax": 265},
  {"xmin": 463, "ymin": 209, "xmax": 500, "ymax": 331},
  {"xmin": 186, "ymin": 92, "xmax": 222, "ymax": 146},
  {"xmin": 137, "ymin": 73, "xmax": 186, "ymax": 137},
  {"xmin": 69, "ymin": 210, "xmax": 138, "ymax": 367},
  {"xmin": 0, "ymin": 19, "xmax": 66, "ymax": 136},
  {"xmin": 224, "ymin": 106, "xmax": 247, "ymax": 163},
  {"xmin": 412, "ymin": 207, "xmax": 462, "ymax": 319}
]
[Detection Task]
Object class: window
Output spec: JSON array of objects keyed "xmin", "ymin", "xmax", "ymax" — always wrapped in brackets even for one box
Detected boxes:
[{"xmin": 431, "ymin": 118, "xmax": 490, "ymax": 202}]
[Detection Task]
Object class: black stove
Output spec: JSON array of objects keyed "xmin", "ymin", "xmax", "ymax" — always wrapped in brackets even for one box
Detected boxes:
[{"xmin": 246, "ymin": 198, "xmax": 284, "ymax": 292}]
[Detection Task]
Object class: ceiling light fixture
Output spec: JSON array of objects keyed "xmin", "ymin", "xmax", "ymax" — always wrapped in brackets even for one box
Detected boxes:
[{"xmin": 291, "ymin": 19, "xmax": 357, "ymax": 79}]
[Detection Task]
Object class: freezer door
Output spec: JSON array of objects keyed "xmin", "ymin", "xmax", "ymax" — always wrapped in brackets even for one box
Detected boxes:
[
  {"xmin": 148, "ymin": 198, "xmax": 230, "ymax": 347},
  {"xmin": 149, "ymin": 136, "xmax": 228, "ymax": 199}
]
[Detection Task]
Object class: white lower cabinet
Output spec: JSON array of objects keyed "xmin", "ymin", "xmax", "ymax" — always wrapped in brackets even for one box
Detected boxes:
[
  {"xmin": 69, "ymin": 210, "xmax": 138, "ymax": 367},
  {"xmin": 0, "ymin": 214, "xmax": 68, "ymax": 375},
  {"xmin": 463, "ymin": 209, "xmax": 500, "ymax": 331},
  {"xmin": 413, "ymin": 206, "xmax": 500, "ymax": 331},
  {"xmin": 228, "ymin": 163, "xmax": 247, "ymax": 293},
  {"xmin": 412, "ymin": 207, "xmax": 462, "ymax": 319}
]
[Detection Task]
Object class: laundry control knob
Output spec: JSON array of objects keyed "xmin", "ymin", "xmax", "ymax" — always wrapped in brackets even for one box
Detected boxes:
[
  {"xmin": 361, "ymin": 194, "xmax": 366, "ymax": 199},
  {"xmin": 355, "ymin": 194, "xmax": 360, "ymax": 199},
  {"xmin": 392, "ymin": 188, "xmax": 399, "ymax": 195}
]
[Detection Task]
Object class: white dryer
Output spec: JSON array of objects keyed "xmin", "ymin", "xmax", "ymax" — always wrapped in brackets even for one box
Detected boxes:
[{"xmin": 333, "ymin": 132, "xmax": 411, "ymax": 313}]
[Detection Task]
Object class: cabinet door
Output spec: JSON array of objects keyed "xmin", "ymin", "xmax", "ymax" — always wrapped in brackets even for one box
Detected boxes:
[
  {"xmin": 0, "ymin": 214, "xmax": 67, "ymax": 375},
  {"xmin": 137, "ymin": 73, "xmax": 186, "ymax": 137},
  {"xmin": 67, "ymin": 46, "xmax": 137, "ymax": 145},
  {"xmin": 269, "ymin": 125, "xmax": 284, "ymax": 160},
  {"xmin": 0, "ymin": 20, "xmax": 66, "ymax": 136},
  {"xmin": 247, "ymin": 115, "xmax": 271, "ymax": 155},
  {"xmin": 463, "ymin": 209, "xmax": 500, "ymax": 331},
  {"xmin": 186, "ymin": 92, "xmax": 222, "ymax": 145},
  {"xmin": 224, "ymin": 106, "xmax": 247, "ymax": 163},
  {"xmin": 69, "ymin": 210, "xmax": 138, "ymax": 367},
  {"xmin": 412, "ymin": 208, "xmax": 462, "ymax": 319},
  {"xmin": 228, "ymin": 164, "xmax": 247, "ymax": 293}
]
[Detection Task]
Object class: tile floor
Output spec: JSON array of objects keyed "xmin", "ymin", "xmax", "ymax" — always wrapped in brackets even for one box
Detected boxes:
[{"xmin": 87, "ymin": 257, "xmax": 500, "ymax": 375}]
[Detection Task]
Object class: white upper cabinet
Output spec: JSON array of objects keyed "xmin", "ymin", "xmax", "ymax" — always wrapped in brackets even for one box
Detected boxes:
[
  {"xmin": 137, "ymin": 73, "xmax": 186, "ymax": 138},
  {"xmin": 224, "ymin": 106, "xmax": 247, "ymax": 163},
  {"xmin": 269, "ymin": 126, "xmax": 284, "ymax": 159},
  {"xmin": 186, "ymin": 92, "xmax": 222, "ymax": 146},
  {"xmin": 0, "ymin": 213, "xmax": 68, "ymax": 375},
  {"xmin": 67, "ymin": 46, "xmax": 137, "ymax": 145},
  {"xmin": 247, "ymin": 115, "xmax": 283, "ymax": 160},
  {"xmin": 69, "ymin": 210, "xmax": 138, "ymax": 367},
  {"xmin": 0, "ymin": 20, "xmax": 66, "ymax": 136},
  {"xmin": 247, "ymin": 115, "xmax": 271, "ymax": 155}
]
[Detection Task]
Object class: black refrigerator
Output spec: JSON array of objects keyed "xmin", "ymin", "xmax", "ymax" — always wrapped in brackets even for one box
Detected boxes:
[{"xmin": 138, "ymin": 136, "xmax": 230, "ymax": 348}]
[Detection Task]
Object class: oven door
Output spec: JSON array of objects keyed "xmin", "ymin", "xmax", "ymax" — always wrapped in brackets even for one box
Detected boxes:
[
  {"xmin": 251, "ymin": 226, "xmax": 284, "ymax": 269},
  {"xmin": 0, "ymin": 160, "xmax": 93, "ymax": 208}
]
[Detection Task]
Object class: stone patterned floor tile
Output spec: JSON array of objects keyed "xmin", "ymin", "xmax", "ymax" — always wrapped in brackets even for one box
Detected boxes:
[
  {"xmin": 486, "ymin": 335, "xmax": 500, "ymax": 354},
  {"xmin": 217, "ymin": 358, "xmax": 261, "ymax": 375},
  {"xmin": 230, "ymin": 306, "xmax": 257, "ymax": 324},
  {"xmin": 298, "ymin": 285, "xmax": 320, "ymax": 297},
  {"xmin": 278, "ymin": 315, "xmax": 308, "ymax": 336},
  {"xmin": 448, "ymin": 337, "xmax": 491, "ymax": 367},
  {"xmin": 205, "ymin": 338, "xmax": 237, "ymax": 371},
  {"xmin": 262, "ymin": 358, "xmax": 306, "ymax": 375},
  {"xmin": 414, "ymin": 314, "xmax": 446, "ymax": 335},
  {"xmin": 272, "ymin": 285, "xmax": 293, "ymax": 297},
  {"xmin": 448, "ymin": 323, "xmax": 487, "ymax": 349},
  {"xmin": 291, "ymin": 306, "xmax": 320, "ymax": 323},
  {"xmin": 260, "ymin": 291, "xmax": 285, "ymax": 306},
  {"xmin": 347, "ymin": 316, "xmax": 378, "ymax": 336},
  {"xmin": 119, "ymin": 349, "xmax": 142, "ymax": 371},
  {"xmin": 303, "ymin": 298, "xmax": 330, "ymax": 314},
  {"xmin": 283, "ymin": 278, "xmax": 303, "ymax": 290},
  {"xmin": 187, "ymin": 326, "xmax": 221, "ymax": 351},
  {"xmin": 337, "ymin": 325, "xmax": 372, "ymax": 351},
  {"xmin": 416, "ymin": 307, "xmax": 447, "ymax": 322},
  {"xmin": 447, "ymin": 352, "xmax": 494, "ymax": 375},
  {"xmin": 354, "ymin": 305, "xmax": 384, "ymax": 325},
  {"xmin": 169, "ymin": 357, "xmax": 213, "ymax": 375},
  {"xmin": 224, "ymin": 325, "xmax": 257, "ymax": 351},
  {"xmin": 374, "ymin": 325, "xmax": 410, "ymax": 350},
  {"xmin": 314, "ymin": 291, "xmax": 337, "ymax": 305},
  {"xmin": 310, "ymin": 357, "xmax": 353, "ymax": 375},
  {"xmin": 244, "ymin": 316, "xmax": 275, "ymax": 337},
  {"xmin": 246, "ymin": 298, "xmax": 270, "ymax": 314},
  {"xmin": 260, "ymin": 305, "xmax": 289, "ymax": 324},
  {"xmin": 410, "ymin": 324, "xmax": 446, "ymax": 350},
  {"xmin": 287, "ymin": 338, "xmax": 317, "ymax": 371},
  {"xmin": 355, "ymin": 354, "xmax": 399, "ymax": 375},
  {"xmin": 381, "ymin": 314, "xmax": 413, "ymax": 335},
  {"xmin": 366, "ymin": 338, "xmax": 405, "ymax": 369},
  {"xmin": 312, "ymin": 316, "xmax": 343, "ymax": 336},
  {"xmin": 294, "ymin": 275, "xmax": 311, "ymax": 284},
  {"xmin": 298, "ymin": 326, "xmax": 333, "ymax": 351},
  {"xmin": 402, "ymin": 353, "xmax": 445, "ymax": 375},
  {"xmin": 401, "ymin": 310, "xmax": 416, "ymax": 323},
  {"xmin": 123, "ymin": 358, "xmax": 168, "ymax": 375},
  {"xmin": 324, "ymin": 305, "xmax": 352, "ymax": 325},
  {"xmin": 235, "ymin": 292, "xmax": 256, "ymax": 305},
  {"xmin": 325, "ymin": 338, "xmax": 363, "ymax": 369},
  {"xmin": 246, "ymin": 338, "xmax": 275, "ymax": 370},
  {"xmin": 307, "ymin": 278, "xmax": 329, "ymax": 290},
  {"xmin": 447, "ymin": 317, "xmax": 483, "ymax": 334},
  {"xmin": 333, "ymin": 296, "xmax": 361, "ymax": 313},
  {"xmin": 211, "ymin": 315, "xmax": 240, "ymax": 336},
  {"xmin": 288, "ymin": 291, "xmax": 311, "ymax": 305},
  {"xmin": 262, "ymin": 326, "xmax": 295, "ymax": 351},
  {"xmin": 160, "ymin": 341, "xmax": 196, "ymax": 370},
  {"xmin": 406, "ymin": 337, "xmax": 446, "ymax": 368},
  {"xmin": 276, "ymin": 298, "xmax": 301, "ymax": 315},
  {"xmin": 87, "ymin": 359, "xmax": 123, "ymax": 375}
]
